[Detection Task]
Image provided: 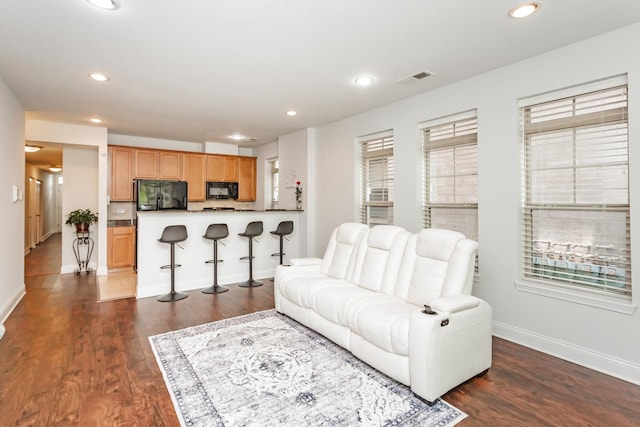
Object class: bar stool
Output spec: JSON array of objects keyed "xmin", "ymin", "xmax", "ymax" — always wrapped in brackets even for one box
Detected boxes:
[
  {"xmin": 270, "ymin": 221, "xmax": 294, "ymax": 265},
  {"xmin": 157, "ymin": 225, "xmax": 188, "ymax": 302},
  {"xmin": 202, "ymin": 223, "xmax": 229, "ymax": 294},
  {"xmin": 238, "ymin": 221, "xmax": 263, "ymax": 288}
]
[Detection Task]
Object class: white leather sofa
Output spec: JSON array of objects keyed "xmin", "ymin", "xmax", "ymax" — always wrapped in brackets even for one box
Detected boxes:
[{"xmin": 274, "ymin": 222, "xmax": 492, "ymax": 403}]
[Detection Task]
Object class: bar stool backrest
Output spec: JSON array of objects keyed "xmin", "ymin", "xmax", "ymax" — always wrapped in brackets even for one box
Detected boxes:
[
  {"xmin": 158, "ymin": 225, "xmax": 188, "ymax": 244},
  {"xmin": 241, "ymin": 221, "xmax": 263, "ymax": 237},
  {"xmin": 204, "ymin": 223, "xmax": 229, "ymax": 240},
  {"xmin": 273, "ymin": 221, "xmax": 294, "ymax": 236}
]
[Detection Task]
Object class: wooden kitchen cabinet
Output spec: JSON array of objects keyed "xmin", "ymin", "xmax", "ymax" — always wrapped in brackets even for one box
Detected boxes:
[
  {"xmin": 237, "ymin": 156, "xmax": 256, "ymax": 201},
  {"xmin": 182, "ymin": 153, "xmax": 206, "ymax": 201},
  {"xmin": 206, "ymin": 154, "xmax": 238, "ymax": 182},
  {"xmin": 109, "ymin": 146, "xmax": 133, "ymax": 201},
  {"xmin": 133, "ymin": 149, "xmax": 158, "ymax": 179},
  {"xmin": 205, "ymin": 155, "xmax": 224, "ymax": 181},
  {"xmin": 107, "ymin": 226, "xmax": 135, "ymax": 269},
  {"xmin": 222, "ymin": 156, "xmax": 238, "ymax": 181},
  {"xmin": 159, "ymin": 151, "xmax": 182, "ymax": 179}
]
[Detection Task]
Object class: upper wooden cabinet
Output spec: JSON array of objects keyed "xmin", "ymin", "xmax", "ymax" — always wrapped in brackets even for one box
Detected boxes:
[
  {"xmin": 237, "ymin": 156, "xmax": 257, "ymax": 201},
  {"xmin": 108, "ymin": 145, "xmax": 256, "ymax": 203},
  {"xmin": 223, "ymin": 156, "xmax": 238, "ymax": 182},
  {"xmin": 109, "ymin": 146, "xmax": 133, "ymax": 201},
  {"xmin": 206, "ymin": 154, "xmax": 238, "ymax": 182},
  {"xmin": 133, "ymin": 149, "xmax": 158, "ymax": 179},
  {"xmin": 182, "ymin": 153, "xmax": 206, "ymax": 201},
  {"xmin": 133, "ymin": 148, "xmax": 182, "ymax": 179},
  {"xmin": 159, "ymin": 151, "xmax": 182, "ymax": 180}
]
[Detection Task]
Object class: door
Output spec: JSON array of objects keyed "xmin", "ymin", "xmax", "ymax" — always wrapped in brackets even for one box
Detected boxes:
[
  {"xmin": 35, "ymin": 179, "xmax": 42, "ymax": 244},
  {"xmin": 27, "ymin": 177, "xmax": 37, "ymax": 249}
]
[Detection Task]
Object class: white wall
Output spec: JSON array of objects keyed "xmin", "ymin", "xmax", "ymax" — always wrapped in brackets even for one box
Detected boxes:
[
  {"xmin": 204, "ymin": 141, "xmax": 239, "ymax": 155},
  {"xmin": 311, "ymin": 24, "xmax": 640, "ymax": 384},
  {"xmin": 109, "ymin": 133, "xmax": 204, "ymax": 153},
  {"xmin": 277, "ymin": 129, "xmax": 312, "ymax": 256},
  {"xmin": 0, "ymin": 77, "xmax": 25, "ymax": 332},
  {"xmin": 60, "ymin": 146, "xmax": 100, "ymax": 273}
]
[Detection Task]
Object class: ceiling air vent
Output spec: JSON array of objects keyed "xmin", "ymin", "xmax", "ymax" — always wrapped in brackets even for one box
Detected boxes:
[{"xmin": 396, "ymin": 69, "xmax": 434, "ymax": 84}]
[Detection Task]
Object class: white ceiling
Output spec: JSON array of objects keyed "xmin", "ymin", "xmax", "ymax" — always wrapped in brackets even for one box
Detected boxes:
[{"xmin": 2, "ymin": 1, "xmax": 640, "ymax": 148}]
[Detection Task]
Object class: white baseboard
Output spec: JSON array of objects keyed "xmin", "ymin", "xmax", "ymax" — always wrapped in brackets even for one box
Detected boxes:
[
  {"xmin": 493, "ymin": 320, "xmax": 640, "ymax": 387},
  {"xmin": 0, "ymin": 283, "xmax": 26, "ymax": 324}
]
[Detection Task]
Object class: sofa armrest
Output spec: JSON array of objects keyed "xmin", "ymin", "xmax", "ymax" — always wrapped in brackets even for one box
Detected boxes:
[
  {"xmin": 409, "ymin": 299, "xmax": 492, "ymax": 402},
  {"xmin": 430, "ymin": 295, "xmax": 480, "ymax": 314},
  {"xmin": 289, "ymin": 257, "xmax": 323, "ymax": 266}
]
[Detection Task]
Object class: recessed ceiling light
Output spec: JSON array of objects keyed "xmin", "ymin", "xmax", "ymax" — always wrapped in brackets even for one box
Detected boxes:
[
  {"xmin": 89, "ymin": 73, "xmax": 109, "ymax": 82},
  {"xmin": 25, "ymin": 145, "xmax": 42, "ymax": 153},
  {"xmin": 286, "ymin": 110, "xmax": 297, "ymax": 117},
  {"xmin": 86, "ymin": 0, "xmax": 118, "ymax": 10},
  {"xmin": 509, "ymin": 2, "xmax": 540, "ymax": 18},
  {"xmin": 89, "ymin": 117, "xmax": 103, "ymax": 124},
  {"xmin": 230, "ymin": 134, "xmax": 246, "ymax": 141},
  {"xmin": 354, "ymin": 75, "xmax": 375, "ymax": 87}
]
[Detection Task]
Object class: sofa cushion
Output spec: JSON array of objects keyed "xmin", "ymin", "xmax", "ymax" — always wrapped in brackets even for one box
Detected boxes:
[
  {"xmin": 312, "ymin": 284, "xmax": 402, "ymax": 333},
  {"xmin": 280, "ymin": 276, "xmax": 347, "ymax": 308},
  {"xmin": 319, "ymin": 223, "xmax": 368, "ymax": 279},
  {"xmin": 393, "ymin": 229, "xmax": 478, "ymax": 307},
  {"xmin": 349, "ymin": 225, "xmax": 410, "ymax": 294},
  {"xmin": 354, "ymin": 302, "xmax": 419, "ymax": 356}
]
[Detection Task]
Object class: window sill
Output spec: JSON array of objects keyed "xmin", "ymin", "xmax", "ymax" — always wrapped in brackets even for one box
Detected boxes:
[{"xmin": 514, "ymin": 279, "xmax": 637, "ymax": 315}]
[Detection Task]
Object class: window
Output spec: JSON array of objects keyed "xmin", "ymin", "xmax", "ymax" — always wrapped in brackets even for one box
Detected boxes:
[
  {"xmin": 358, "ymin": 131, "xmax": 394, "ymax": 225},
  {"xmin": 421, "ymin": 112, "xmax": 478, "ymax": 241},
  {"xmin": 520, "ymin": 77, "xmax": 631, "ymax": 301},
  {"xmin": 267, "ymin": 158, "xmax": 279, "ymax": 208}
]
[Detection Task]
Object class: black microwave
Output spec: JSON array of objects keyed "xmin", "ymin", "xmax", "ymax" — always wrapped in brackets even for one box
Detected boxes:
[{"xmin": 206, "ymin": 181, "xmax": 239, "ymax": 200}]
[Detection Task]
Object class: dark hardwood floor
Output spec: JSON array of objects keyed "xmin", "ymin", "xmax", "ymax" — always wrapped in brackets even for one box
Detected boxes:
[{"xmin": 2, "ymin": 234, "xmax": 639, "ymax": 426}]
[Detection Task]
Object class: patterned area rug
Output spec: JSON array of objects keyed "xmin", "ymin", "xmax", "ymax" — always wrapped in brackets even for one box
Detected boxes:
[{"xmin": 149, "ymin": 310, "xmax": 467, "ymax": 426}]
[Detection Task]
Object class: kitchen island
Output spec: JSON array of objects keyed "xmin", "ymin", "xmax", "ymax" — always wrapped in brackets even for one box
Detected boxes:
[{"xmin": 136, "ymin": 210, "xmax": 302, "ymax": 299}]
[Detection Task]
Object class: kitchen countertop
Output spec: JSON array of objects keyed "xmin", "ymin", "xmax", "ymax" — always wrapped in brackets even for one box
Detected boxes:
[{"xmin": 107, "ymin": 219, "xmax": 136, "ymax": 227}]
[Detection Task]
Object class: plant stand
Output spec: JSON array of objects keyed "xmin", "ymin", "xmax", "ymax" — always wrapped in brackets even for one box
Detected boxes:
[{"xmin": 73, "ymin": 231, "xmax": 95, "ymax": 274}]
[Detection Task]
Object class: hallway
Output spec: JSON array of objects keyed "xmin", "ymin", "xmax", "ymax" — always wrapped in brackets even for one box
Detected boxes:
[{"xmin": 24, "ymin": 232, "xmax": 61, "ymax": 277}]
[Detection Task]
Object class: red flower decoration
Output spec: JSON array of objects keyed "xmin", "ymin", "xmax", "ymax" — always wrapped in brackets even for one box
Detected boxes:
[{"xmin": 296, "ymin": 181, "xmax": 301, "ymax": 186}]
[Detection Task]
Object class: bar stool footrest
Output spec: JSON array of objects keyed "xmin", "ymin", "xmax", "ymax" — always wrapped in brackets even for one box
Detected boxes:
[
  {"xmin": 205, "ymin": 259, "xmax": 224, "ymax": 264},
  {"xmin": 160, "ymin": 264, "xmax": 182, "ymax": 269},
  {"xmin": 239, "ymin": 256, "xmax": 255, "ymax": 261}
]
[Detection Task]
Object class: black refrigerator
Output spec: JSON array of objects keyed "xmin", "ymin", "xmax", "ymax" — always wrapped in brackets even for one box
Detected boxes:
[{"xmin": 134, "ymin": 180, "xmax": 188, "ymax": 211}]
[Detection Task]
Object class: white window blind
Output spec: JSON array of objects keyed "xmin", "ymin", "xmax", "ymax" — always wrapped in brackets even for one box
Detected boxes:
[
  {"xmin": 421, "ymin": 113, "xmax": 478, "ymax": 241},
  {"xmin": 358, "ymin": 131, "xmax": 394, "ymax": 225},
  {"xmin": 520, "ymin": 80, "xmax": 631, "ymax": 299},
  {"xmin": 266, "ymin": 158, "xmax": 279, "ymax": 208}
]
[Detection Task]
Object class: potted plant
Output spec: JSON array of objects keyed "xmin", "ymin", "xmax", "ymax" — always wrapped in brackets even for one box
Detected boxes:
[{"xmin": 65, "ymin": 209, "xmax": 99, "ymax": 232}]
